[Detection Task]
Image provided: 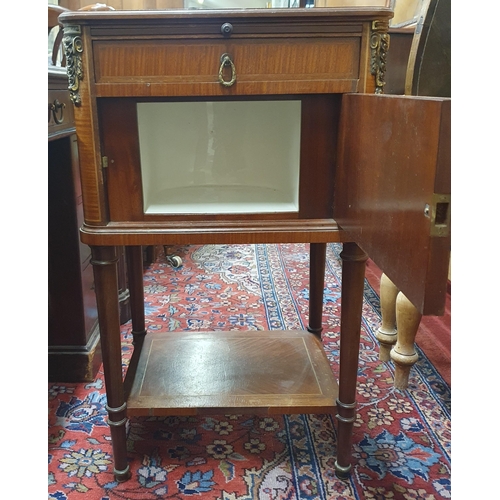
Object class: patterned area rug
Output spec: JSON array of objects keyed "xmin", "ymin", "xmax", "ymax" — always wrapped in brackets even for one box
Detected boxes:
[{"xmin": 48, "ymin": 243, "xmax": 451, "ymax": 500}]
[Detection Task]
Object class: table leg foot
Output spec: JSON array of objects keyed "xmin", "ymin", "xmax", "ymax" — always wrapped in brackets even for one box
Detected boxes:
[
  {"xmin": 335, "ymin": 397, "xmax": 357, "ymax": 480},
  {"xmin": 114, "ymin": 465, "xmax": 132, "ymax": 483},
  {"xmin": 91, "ymin": 246, "xmax": 130, "ymax": 481},
  {"xmin": 393, "ymin": 364, "xmax": 414, "ymax": 390},
  {"xmin": 375, "ymin": 273, "xmax": 399, "ymax": 362},
  {"xmin": 335, "ymin": 242, "xmax": 367, "ymax": 479},
  {"xmin": 391, "ymin": 292, "xmax": 421, "ymax": 390},
  {"xmin": 334, "ymin": 460, "xmax": 352, "ymax": 480}
]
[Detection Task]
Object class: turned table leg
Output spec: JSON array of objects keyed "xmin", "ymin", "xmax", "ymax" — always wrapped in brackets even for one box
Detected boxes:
[
  {"xmin": 335, "ymin": 242, "xmax": 367, "ymax": 479},
  {"xmin": 123, "ymin": 246, "xmax": 147, "ymax": 401},
  {"xmin": 375, "ymin": 273, "xmax": 399, "ymax": 361},
  {"xmin": 308, "ymin": 243, "xmax": 326, "ymax": 336},
  {"xmin": 391, "ymin": 292, "xmax": 421, "ymax": 390},
  {"xmin": 117, "ymin": 246, "xmax": 132, "ymax": 325},
  {"xmin": 91, "ymin": 246, "xmax": 131, "ymax": 482},
  {"xmin": 125, "ymin": 246, "xmax": 147, "ymax": 345}
]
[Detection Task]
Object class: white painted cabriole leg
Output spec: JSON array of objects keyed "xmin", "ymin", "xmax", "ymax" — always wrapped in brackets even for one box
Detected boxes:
[
  {"xmin": 375, "ymin": 273, "xmax": 399, "ymax": 361},
  {"xmin": 391, "ymin": 292, "xmax": 422, "ymax": 390}
]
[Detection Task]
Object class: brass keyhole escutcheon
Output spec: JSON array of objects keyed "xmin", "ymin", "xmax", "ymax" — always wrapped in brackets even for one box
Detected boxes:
[{"xmin": 218, "ymin": 53, "xmax": 236, "ymax": 87}]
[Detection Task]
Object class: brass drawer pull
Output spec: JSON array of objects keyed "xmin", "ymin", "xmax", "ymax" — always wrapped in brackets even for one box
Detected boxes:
[
  {"xmin": 50, "ymin": 99, "xmax": 66, "ymax": 124},
  {"xmin": 218, "ymin": 53, "xmax": 236, "ymax": 87}
]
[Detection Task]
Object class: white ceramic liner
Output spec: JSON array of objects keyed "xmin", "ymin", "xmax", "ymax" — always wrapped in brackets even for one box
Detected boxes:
[{"xmin": 137, "ymin": 100, "xmax": 301, "ymax": 214}]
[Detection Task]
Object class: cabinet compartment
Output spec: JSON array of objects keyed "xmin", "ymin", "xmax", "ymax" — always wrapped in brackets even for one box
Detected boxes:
[
  {"xmin": 99, "ymin": 94, "xmax": 340, "ymax": 223},
  {"xmin": 137, "ymin": 100, "xmax": 302, "ymax": 215}
]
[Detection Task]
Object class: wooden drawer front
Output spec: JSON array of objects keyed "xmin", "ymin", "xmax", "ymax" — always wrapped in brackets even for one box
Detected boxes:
[
  {"xmin": 48, "ymin": 89, "xmax": 75, "ymax": 138},
  {"xmin": 229, "ymin": 38, "xmax": 360, "ymax": 92},
  {"xmin": 93, "ymin": 37, "xmax": 360, "ymax": 96},
  {"xmin": 94, "ymin": 40, "xmax": 226, "ymax": 84}
]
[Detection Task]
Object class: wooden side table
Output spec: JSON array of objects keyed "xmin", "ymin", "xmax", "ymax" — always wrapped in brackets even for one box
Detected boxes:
[{"xmin": 59, "ymin": 7, "xmax": 450, "ymax": 481}]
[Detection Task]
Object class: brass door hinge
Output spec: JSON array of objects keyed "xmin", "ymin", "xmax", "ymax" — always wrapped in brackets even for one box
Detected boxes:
[{"xmin": 102, "ymin": 156, "xmax": 109, "ymax": 169}]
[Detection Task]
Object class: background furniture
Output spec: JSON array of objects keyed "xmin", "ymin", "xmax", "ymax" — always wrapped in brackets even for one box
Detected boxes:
[
  {"xmin": 49, "ymin": 4, "xmax": 101, "ymax": 381},
  {"xmin": 48, "ymin": 67, "xmax": 103, "ymax": 381},
  {"xmin": 48, "ymin": 4, "xmax": 130, "ymax": 382},
  {"xmin": 375, "ymin": 0, "xmax": 451, "ymax": 389}
]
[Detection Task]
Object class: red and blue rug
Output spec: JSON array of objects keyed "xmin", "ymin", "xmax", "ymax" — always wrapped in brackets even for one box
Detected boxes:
[{"xmin": 48, "ymin": 243, "xmax": 451, "ymax": 499}]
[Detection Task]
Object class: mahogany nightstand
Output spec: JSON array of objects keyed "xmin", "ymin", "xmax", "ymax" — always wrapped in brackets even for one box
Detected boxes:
[{"xmin": 59, "ymin": 7, "xmax": 450, "ymax": 481}]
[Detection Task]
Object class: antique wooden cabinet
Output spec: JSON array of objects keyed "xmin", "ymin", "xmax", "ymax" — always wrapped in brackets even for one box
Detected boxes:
[
  {"xmin": 59, "ymin": 7, "xmax": 450, "ymax": 482},
  {"xmin": 48, "ymin": 66, "xmax": 102, "ymax": 382},
  {"xmin": 48, "ymin": 66, "xmax": 133, "ymax": 381}
]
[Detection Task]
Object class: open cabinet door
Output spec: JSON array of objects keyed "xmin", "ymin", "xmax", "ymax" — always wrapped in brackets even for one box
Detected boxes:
[{"xmin": 334, "ymin": 93, "xmax": 450, "ymax": 316}]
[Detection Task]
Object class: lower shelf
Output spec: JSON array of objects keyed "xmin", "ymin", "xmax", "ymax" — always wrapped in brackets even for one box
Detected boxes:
[{"xmin": 127, "ymin": 330, "xmax": 338, "ymax": 416}]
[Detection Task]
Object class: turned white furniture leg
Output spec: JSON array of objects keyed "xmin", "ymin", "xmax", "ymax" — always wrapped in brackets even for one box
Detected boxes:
[
  {"xmin": 375, "ymin": 273, "xmax": 399, "ymax": 361},
  {"xmin": 391, "ymin": 292, "xmax": 422, "ymax": 390}
]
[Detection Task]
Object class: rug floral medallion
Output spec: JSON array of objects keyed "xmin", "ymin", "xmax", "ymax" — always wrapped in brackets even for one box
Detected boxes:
[{"xmin": 48, "ymin": 243, "xmax": 451, "ymax": 500}]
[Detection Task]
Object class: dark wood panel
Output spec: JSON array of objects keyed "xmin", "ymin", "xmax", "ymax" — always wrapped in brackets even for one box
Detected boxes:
[
  {"xmin": 48, "ymin": 136, "xmax": 90, "ymax": 346},
  {"xmin": 99, "ymin": 98, "xmax": 144, "ymax": 221},
  {"xmin": 81, "ymin": 258, "xmax": 99, "ymax": 335},
  {"xmin": 299, "ymin": 94, "xmax": 341, "ymax": 218},
  {"xmin": 334, "ymin": 93, "xmax": 450, "ymax": 315},
  {"xmin": 48, "ymin": 330, "xmax": 102, "ymax": 383},
  {"xmin": 384, "ymin": 29, "xmax": 413, "ymax": 95},
  {"xmin": 406, "ymin": 0, "xmax": 450, "ymax": 97}
]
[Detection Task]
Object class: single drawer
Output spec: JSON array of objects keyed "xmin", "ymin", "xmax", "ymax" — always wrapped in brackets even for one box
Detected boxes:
[
  {"xmin": 48, "ymin": 89, "xmax": 75, "ymax": 138},
  {"xmin": 93, "ymin": 36, "xmax": 360, "ymax": 96}
]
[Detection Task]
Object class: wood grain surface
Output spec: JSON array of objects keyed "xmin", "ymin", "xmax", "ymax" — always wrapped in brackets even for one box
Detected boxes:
[{"xmin": 127, "ymin": 330, "xmax": 339, "ymax": 416}]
